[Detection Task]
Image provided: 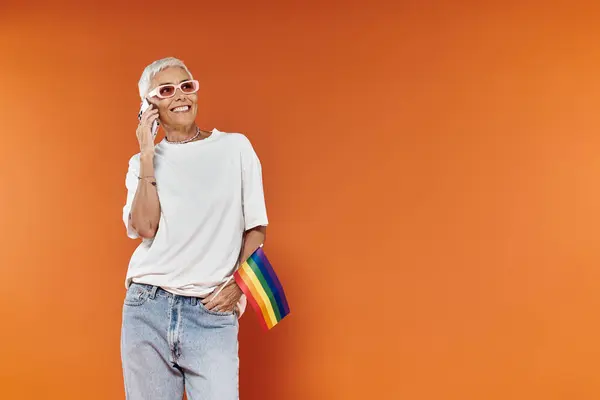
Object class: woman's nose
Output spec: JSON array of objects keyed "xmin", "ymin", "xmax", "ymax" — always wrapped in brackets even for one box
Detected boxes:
[{"xmin": 173, "ymin": 89, "xmax": 187, "ymax": 99}]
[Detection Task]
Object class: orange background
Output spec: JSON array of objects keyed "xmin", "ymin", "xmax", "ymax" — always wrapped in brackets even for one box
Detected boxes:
[{"xmin": 2, "ymin": 1, "xmax": 600, "ymax": 399}]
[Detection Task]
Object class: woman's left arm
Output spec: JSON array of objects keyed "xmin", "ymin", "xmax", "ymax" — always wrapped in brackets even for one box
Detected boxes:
[
  {"xmin": 202, "ymin": 226, "xmax": 266, "ymax": 312},
  {"xmin": 238, "ymin": 225, "xmax": 267, "ymax": 265}
]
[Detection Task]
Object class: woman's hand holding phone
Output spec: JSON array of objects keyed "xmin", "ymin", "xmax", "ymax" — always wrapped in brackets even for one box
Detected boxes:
[{"xmin": 137, "ymin": 104, "xmax": 159, "ymax": 156}]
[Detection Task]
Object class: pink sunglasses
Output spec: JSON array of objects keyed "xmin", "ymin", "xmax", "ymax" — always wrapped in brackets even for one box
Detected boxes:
[{"xmin": 147, "ymin": 80, "xmax": 199, "ymax": 99}]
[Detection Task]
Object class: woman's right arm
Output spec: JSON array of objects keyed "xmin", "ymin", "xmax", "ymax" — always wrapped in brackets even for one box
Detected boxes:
[{"xmin": 129, "ymin": 105, "xmax": 161, "ymax": 239}]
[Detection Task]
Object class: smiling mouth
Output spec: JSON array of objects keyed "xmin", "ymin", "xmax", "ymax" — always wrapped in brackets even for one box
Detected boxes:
[{"xmin": 171, "ymin": 105, "xmax": 191, "ymax": 113}]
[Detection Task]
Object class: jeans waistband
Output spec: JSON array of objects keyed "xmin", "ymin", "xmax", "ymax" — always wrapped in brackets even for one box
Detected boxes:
[{"xmin": 131, "ymin": 282, "xmax": 207, "ymax": 306}]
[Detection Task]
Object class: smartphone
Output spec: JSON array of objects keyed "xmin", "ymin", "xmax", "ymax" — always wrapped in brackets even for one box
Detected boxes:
[{"xmin": 138, "ymin": 98, "xmax": 160, "ymax": 139}]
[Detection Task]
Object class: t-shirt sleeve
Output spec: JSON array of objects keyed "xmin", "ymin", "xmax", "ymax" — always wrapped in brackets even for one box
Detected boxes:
[
  {"xmin": 240, "ymin": 135, "xmax": 269, "ymax": 230},
  {"xmin": 122, "ymin": 155, "xmax": 141, "ymax": 239}
]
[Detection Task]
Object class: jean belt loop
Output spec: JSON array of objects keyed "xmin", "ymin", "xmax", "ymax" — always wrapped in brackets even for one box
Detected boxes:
[{"xmin": 150, "ymin": 286, "xmax": 159, "ymax": 299}]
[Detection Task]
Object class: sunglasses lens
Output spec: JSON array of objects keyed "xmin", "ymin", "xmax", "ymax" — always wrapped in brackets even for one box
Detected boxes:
[
  {"xmin": 158, "ymin": 85, "xmax": 175, "ymax": 98},
  {"xmin": 181, "ymin": 81, "xmax": 198, "ymax": 93}
]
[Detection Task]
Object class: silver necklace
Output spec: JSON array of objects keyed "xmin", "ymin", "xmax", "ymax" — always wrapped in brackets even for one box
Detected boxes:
[{"xmin": 166, "ymin": 127, "xmax": 202, "ymax": 144}]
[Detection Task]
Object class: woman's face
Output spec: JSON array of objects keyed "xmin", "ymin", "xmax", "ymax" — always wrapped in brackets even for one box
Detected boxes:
[{"xmin": 148, "ymin": 67, "xmax": 198, "ymax": 128}]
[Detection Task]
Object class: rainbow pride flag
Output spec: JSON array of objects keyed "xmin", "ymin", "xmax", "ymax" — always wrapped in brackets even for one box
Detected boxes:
[{"xmin": 234, "ymin": 246, "xmax": 290, "ymax": 330}]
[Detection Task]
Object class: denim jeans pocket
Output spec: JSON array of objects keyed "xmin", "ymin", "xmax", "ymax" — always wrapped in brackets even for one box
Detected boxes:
[
  {"xmin": 124, "ymin": 284, "xmax": 150, "ymax": 307},
  {"xmin": 198, "ymin": 300, "xmax": 236, "ymax": 317}
]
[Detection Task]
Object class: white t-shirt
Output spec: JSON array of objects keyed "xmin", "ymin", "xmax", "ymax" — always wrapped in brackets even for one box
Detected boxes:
[{"xmin": 122, "ymin": 128, "xmax": 269, "ymax": 305}]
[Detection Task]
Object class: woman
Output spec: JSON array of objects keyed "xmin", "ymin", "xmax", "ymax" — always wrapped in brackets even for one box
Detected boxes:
[{"xmin": 121, "ymin": 57, "xmax": 268, "ymax": 399}]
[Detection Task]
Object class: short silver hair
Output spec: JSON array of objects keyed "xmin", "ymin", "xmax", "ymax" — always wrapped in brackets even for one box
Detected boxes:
[{"xmin": 138, "ymin": 57, "xmax": 193, "ymax": 100}]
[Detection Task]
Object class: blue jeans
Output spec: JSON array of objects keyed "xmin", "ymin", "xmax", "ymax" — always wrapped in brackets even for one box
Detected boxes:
[{"xmin": 121, "ymin": 283, "xmax": 239, "ymax": 399}]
